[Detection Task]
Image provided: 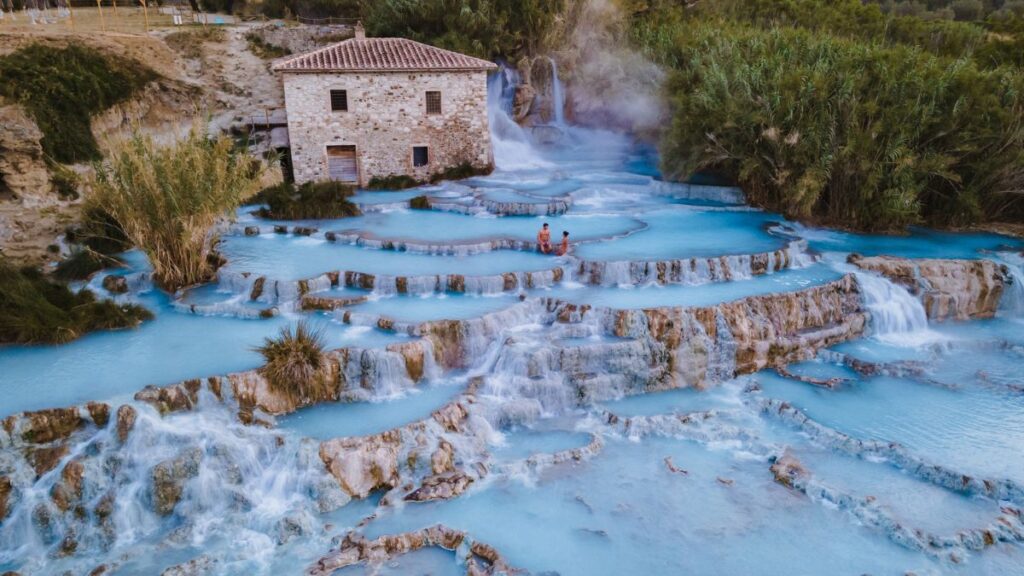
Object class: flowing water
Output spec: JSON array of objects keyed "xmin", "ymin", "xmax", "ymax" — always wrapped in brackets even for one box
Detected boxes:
[{"xmin": 2, "ymin": 66, "xmax": 1024, "ymax": 575}]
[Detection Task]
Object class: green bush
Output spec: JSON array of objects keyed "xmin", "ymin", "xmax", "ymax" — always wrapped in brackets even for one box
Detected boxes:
[
  {"xmin": 0, "ymin": 259, "xmax": 152, "ymax": 345},
  {"xmin": 428, "ymin": 161, "xmax": 493, "ymax": 183},
  {"xmin": 0, "ymin": 44, "xmax": 157, "ymax": 164},
  {"xmin": 409, "ymin": 195, "xmax": 431, "ymax": 210},
  {"xmin": 52, "ymin": 249, "xmax": 122, "ymax": 282},
  {"xmin": 659, "ymin": 25, "xmax": 1024, "ymax": 230},
  {"xmin": 366, "ymin": 174, "xmax": 422, "ymax": 190},
  {"xmin": 251, "ymin": 180, "xmax": 360, "ymax": 219}
]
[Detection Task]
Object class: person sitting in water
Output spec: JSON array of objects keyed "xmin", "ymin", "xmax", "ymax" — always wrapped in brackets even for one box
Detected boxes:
[
  {"xmin": 557, "ymin": 230, "xmax": 570, "ymax": 256},
  {"xmin": 537, "ymin": 222, "xmax": 552, "ymax": 254}
]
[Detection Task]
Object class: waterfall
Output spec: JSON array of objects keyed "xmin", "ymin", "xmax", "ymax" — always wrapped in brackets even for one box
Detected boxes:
[
  {"xmin": 997, "ymin": 252, "xmax": 1024, "ymax": 318},
  {"xmin": 548, "ymin": 57, "xmax": 566, "ymax": 127},
  {"xmin": 0, "ymin": 400, "xmax": 346, "ymax": 575},
  {"xmin": 853, "ymin": 270, "xmax": 936, "ymax": 345},
  {"xmin": 487, "ymin": 66, "xmax": 551, "ymax": 171}
]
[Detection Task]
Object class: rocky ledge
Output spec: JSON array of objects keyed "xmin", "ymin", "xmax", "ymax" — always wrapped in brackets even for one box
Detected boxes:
[
  {"xmin": 309, "ymin": 524, "xmax": 518, "ymax": 576},
  {"xmin": 575, "ymin": 239, "xmax": 811, "ymax": 287},
  {"xmin": 318, "ymin": 380, "xmax": 481, "ymax": 500},
  {"xmin": 849, "ymin": 254, "xmax": 1008, "ymax": 320}
]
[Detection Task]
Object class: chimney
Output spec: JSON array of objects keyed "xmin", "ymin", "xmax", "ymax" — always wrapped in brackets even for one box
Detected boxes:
[{"xmin": 354, "ymin": 21, "xmax": 365, "ymax": 40}]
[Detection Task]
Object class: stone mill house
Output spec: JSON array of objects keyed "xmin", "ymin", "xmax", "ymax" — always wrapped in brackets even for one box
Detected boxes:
[{"xmin": 272, "ymin": 24, "xmax": 497, "ymax": 187}]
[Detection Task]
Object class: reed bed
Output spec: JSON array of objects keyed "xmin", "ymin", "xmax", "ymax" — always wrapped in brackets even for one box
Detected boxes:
[{"xmin": 89, "ymin": 124, "xmax": 264, "ymax": 292}]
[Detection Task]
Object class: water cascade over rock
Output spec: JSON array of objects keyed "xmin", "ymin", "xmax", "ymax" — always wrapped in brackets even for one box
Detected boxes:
[{"xmin": 849, "ymin": 254, "xmax": 1008, "ymax": 320}]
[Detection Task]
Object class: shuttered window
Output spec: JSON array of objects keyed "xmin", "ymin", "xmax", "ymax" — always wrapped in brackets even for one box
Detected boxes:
[
  {"xmin": 412, "ymin": 146, "xmax": 429, "ymax": 167},
  {"xmin": 330, "ymin": 90, "xmax": 348, "ymax": 112},
  {"xmin": 326, "ymin": 145, "xmax": 358, "ymax": 182},
  {"xmin": 425, "ymin": 91, "xmax": 441, "ymax": 115}
]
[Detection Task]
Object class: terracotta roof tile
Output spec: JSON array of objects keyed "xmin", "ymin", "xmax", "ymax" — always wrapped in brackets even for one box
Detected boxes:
[{"xmin": 273, "ymin": 38, "xmax": 497, "ymax": 73}]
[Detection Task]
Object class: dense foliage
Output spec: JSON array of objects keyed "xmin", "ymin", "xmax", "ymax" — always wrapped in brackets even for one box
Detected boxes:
[
  {"xmin": 251, "ymin": 181, "xmax": 359, "ymax": 219},
  {"xmin": 632, "ymin": 0, "xmax": 1024, "ymax": 69},
  {"xmin": 0, "ymin": 44, "xmax": 156, "ymax": 163},
  {"xmin": 90, "ymin": 125, "xmax": 265, "ymax": 292},
  {"xmin": 0, "ymin": 259, "xmax": 151, "ymax": 345},
  {"xmin": 362, "ymin": 0, "xmax": 564, "ymax": 58},
  {"xmin": 628, "ymin": 0, "xmax": 1024, "ymax": 230}
]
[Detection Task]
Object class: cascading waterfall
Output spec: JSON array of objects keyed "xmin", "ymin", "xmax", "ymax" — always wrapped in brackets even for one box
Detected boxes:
[
  {"xmin": 548, "ymin": 57, "xmax": 566, "ymax": 127},
  {"xmin": 487, "ymin": 65, "xmax": 551, "ymax": 170},
  {"xmin": 852, "ymin": 269, "xmax": 935, "ymax": 344},
  {"xmin": 0, "ymin": 400, "xmax": 346, "ymax": 575},
  {"xmin": 997, "ymin": 252, "xmax": 1024, "ymax": 317}
]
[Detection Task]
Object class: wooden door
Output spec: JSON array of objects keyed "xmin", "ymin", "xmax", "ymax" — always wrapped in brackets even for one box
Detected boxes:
[{"xmin": 326, "ymin": 145, "xmax": 358, "ymax": 183}]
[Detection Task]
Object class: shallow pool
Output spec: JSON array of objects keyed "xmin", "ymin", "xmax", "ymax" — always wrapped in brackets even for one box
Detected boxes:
[
  {"xmin": 219, "ymin": 234, "xmax": 559, "ymax": 280},
  {"xmin": 277, "ymin": 382, "xmax": 465, "ymax": 439},
  {"xmin": 575, "ymin": 208, "xmax": 785, "ymax": 261}
]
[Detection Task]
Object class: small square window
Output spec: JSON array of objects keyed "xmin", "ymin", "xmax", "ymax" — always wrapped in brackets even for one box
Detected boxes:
[
  {"xmin": 330, "ymin": 90, "xmax": 348, "ymax": 112},
  {"xmin": 425, "ymin": 91, "xmax": 441, "ymax": 115},
  {"xmin": 413, "ymin": 146, "xmax": 429, "ymax": 167}
]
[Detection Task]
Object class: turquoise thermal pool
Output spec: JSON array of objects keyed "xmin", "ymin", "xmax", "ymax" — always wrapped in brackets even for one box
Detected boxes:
[{"xmin": 2, "ymin": 68, "xmax": 1024, "ymax": 576}]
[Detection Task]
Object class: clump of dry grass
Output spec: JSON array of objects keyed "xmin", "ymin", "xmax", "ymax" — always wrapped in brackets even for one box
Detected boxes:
[
  {"xmin": 89, "ymin": 122, "xmax": 264, "ymax": 292},
  {"xmin": 255, "ymin": 321, "xmax": 333, "ymax": 402}
]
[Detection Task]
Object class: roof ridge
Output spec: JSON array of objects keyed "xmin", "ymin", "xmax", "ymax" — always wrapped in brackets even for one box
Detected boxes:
[{"xmin": 272, "ymin": 35, "xmax": 497, "ymax": 73}]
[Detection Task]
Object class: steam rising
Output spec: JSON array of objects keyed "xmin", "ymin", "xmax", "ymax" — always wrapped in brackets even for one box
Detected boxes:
[{"xmin": 557, "ymin": 0, "xmax": 667, "ymax": 135}]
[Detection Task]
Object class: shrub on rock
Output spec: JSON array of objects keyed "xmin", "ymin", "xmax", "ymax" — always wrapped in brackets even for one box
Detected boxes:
[
  {"xmin": 251, "ymin": 181, "xmax": 360, "ymax": 220},
  {"xmin": 255, "ymin": 321, "xmax": 333, "ymax": 403}
]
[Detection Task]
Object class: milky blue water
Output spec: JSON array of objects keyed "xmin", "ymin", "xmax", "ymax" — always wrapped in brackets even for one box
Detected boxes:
[
  {"xmin": 3, "ymin": 82, "xmax": 1024, "ymax": 576},
  {"xmin": 599, "ymin": 386, "xmax": 740, "ymax": 417},
  {"xmin": 758, "ymin": 350, "xmax": 1024, "ymax": 484},
  {"xmin": 333, "ymin": 210, "xmax": 644, "ymax": 243},
  {"xmin": 218, "ymin": 234, "xmax": 559, "ymax": 279},
  {"xmin": 346, "ymin": 293, "xmax": 520, "ymax": 322},
  {"xmin": 789, "ymin": 223, "xmax": 1024, "ymax": 259},
  {"xmin": 574, "ymin": 208, "xmax": 785, "ymax": 260},
  {"xmin": 491, "ymin": 428, "xmax": 592, "ymax": 460},
  {"xmin": 278, "ymin": 383, "xmax": 465, "ymax": 439},
  {"xmin": 362, "ymin": 437, "xmax": 937, "ymax": 575},
  {"xmin": 0, "ymin": 291, "xmax": 407, "ymax": 416}
]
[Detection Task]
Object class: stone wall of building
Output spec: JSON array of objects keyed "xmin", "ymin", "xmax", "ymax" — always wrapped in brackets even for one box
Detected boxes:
[{"xmin": 282, "ymin": 70, "xmax": 493, "ymax": 186}]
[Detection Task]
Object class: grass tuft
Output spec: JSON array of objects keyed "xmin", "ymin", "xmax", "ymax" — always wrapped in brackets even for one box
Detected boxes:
[{"xmin": 255, "ymin": 321, "xmax": 333, "ymax": 402}]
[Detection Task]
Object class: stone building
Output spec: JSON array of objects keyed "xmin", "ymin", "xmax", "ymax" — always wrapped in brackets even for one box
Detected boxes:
[{"xmin": 273, "ymin": 24, "xmax": 497, "ymax": 187}]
